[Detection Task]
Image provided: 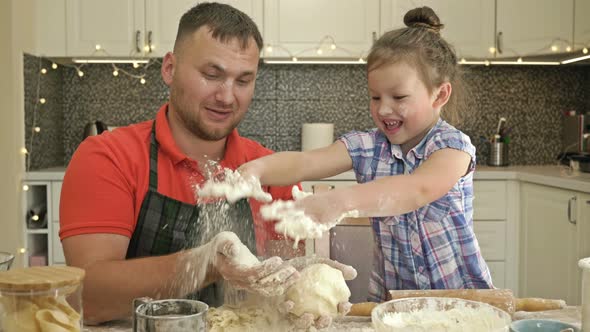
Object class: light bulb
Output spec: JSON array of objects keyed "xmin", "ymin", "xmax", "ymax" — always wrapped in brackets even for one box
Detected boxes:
[
  {"xmin": 133, "ymin": 62, "xmax": 139, "ymax": 68},
  {"xmin": 330, "ymin": 43, "xmax": 336, "ymax": 50},
  {"xmin": 583, "ymin": 48, "xmax": 589, "ymax": 54},
  {"xmin": 488, "ymin": 47, "xmax": 496, "ymax": 54},
  {"xmin": 143, "ymin": 45, "xmax": 150, "ymax": 52},
  {"xmin": 20, "ymin": 147, "xmax": 28, "ymax": 154},
  {"xmin": 517, "ymin": 57, "xmax": 523, "ymax": 63},
  {"xmin": 34, "ymin": 127, "xmax": 41, "ymax": 133},
  {"xmin": 292, "ymin": 57, "xmax": 298, "ymax": 62},
  {"xmin": 150, "ymin": 44, "xmax": 156, "ymax": 51},
  {"xmin": 22, "ymin": 185, "xmax": 29, "ymax": 191},
  {"xmin": 316, "ymin": 49, "xmax": 323, "ymax": 55},
  {"xmin": 78, "ymin": 70, "xmax": 84, "ymax": 77},
  {"xmin": 266, "ymin": 45, "xmax": 273, "ymax": 53},
  {"xmin": 566, "ymin": 46, "xmax": 572, "ymax": 52},
  {"xmin": 19, "ymin": 248, "xmax": 26, "ymax": 254},
  {"xmin": 113, "ymin": 70, "xmax": 119, "ymax": 77},
  {"xmin": 460, "ymin": 58, "xmax": 466, "ymax": 64},
  {"xmin": 484, "ymin": 60, "xmax": 490, "ymax": 66},
  {"xmin": 95, "ymin": 44, "xmax": 101, "ymax": 50},
  {"xmin": 51, "ymin": 63, "xmax": 57, "ymax": 69},
  {"xmin": 41, "ymin": 68, "xmax": 47, "ymax": 74},
  {"xmin": 32, "ymin": 215, "xmax": 39, "ymax": 221},
  {"xmin": 358, "ymin": 57, "xmax": 364, "ymax": 62},
  {"xmin": 39, "ymin": 98, "xmax": 46, "ymax": 104},
  {"xmin": 140, "ymin": 78, "xmax": 146, "ymax": 84},
  {"xmin": 551, "ymin": 45, "xmax": 558, "ymax": 52}
]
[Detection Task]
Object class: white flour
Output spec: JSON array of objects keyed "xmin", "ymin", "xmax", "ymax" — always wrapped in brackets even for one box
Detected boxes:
[
  {"xmin": 376, "ymin": 299, "xmax": 509, "ymax": 332},
  {"xmin": 261, "ymin": 187, "xmax": 359, "ymax": 246},
  {"xmin": 198, "ymin": 168, "xmax": 272, "ymax": 203}
]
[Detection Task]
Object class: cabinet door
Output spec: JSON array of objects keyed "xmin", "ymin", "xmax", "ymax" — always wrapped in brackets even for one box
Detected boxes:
[
  {"xmin": 34, "ymin": 0, "xmax": 67, "ymax": 57},
  {"xmin": 574, "ymin": 0, "xmax": 590, "ymax": 51},
  {"xmin": 520, "ymin": 183, "xmax": 579, "ymax": 305},
  {"xmin": 263, "ymin": 0, "xmax": 379, "ymax": 58},
  {"xmin": 145, "ymin": 0, "xmax": 263, "ymax": 57},
  {"xmin": 380, "ymin": 0, "xmax": 495, "ymax": 59},
  {"xmin": 66, "ymin": 0, "xmax": 145, "ymax": 56},
  {"xmin": 496, "ymin": 0, "xmax": 574, "ymax": 57}
]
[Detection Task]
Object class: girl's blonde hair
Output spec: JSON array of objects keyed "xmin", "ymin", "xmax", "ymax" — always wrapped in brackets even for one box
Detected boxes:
[{"xmin": 367, "ymin": 7, "xmax": 468, "ymax": 124}]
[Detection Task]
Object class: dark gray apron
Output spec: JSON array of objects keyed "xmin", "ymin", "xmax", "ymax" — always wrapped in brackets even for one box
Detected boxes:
[{"xmin": 126, "ymin": 122, "xmax": 256, "ymax": 306}]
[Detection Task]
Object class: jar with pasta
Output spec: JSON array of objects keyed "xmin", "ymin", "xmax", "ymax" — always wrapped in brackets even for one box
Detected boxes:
[{"xmin": 0, "ymin": 265, "xmax": 85, "ymax": 332}]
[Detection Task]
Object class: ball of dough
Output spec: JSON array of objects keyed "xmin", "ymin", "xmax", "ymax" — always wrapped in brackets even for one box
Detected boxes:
[{"xmin": 286, "ymin": 263, "xmax": 351, "ymax": 318}]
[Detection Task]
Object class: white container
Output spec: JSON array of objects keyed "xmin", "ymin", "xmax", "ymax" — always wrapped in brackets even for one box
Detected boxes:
[
  {"xmin": 579, "ymin": 257, "xmax": 590, "ymax": 331},
  {"xmin": 301, "ymin": 123, "xmax": 334, "ymax": 151}
]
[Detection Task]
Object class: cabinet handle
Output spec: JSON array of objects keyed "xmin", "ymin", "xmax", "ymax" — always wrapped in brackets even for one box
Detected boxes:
[
  {"xmin": 568, "ymin": 196, "xmax": 577, "ymax": 224},
  {"xmin": 135, "ymin": 30, "xmax": 142, "ymax": 53},
  {"xmin": 496, "ymin": 31, "xmax": 503, "ymax": 55},
  {"xmin": 372, "ymin": 31, "xmax": 377, "ymax": 44},
  {"xmin": 147, "ymin": 31, "xmax": 153, "ymax": 53}
]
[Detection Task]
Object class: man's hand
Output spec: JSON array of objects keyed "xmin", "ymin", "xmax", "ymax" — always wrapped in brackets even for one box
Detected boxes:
[
  {"xmin": 197, "ymin": 168, "xmax": 272, "ymax": 203},
  {"xmin": 208, "ymin": 232, "xmax": 300, "ymax": 297},
  {"xmin": 279, "ymin": 256, "xmax": 357, "ymax": 329}
]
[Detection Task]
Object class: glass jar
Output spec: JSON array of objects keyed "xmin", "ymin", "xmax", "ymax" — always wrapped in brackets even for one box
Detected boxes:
[{"xmin": 0, "ymin": 266, "xmax": 85, "ymax": 332}]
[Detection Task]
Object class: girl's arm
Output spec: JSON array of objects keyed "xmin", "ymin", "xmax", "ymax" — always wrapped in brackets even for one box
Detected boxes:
[
  {"xmin": 300, "ymin": 148, "xmax": 472, "ymax": 222},
  {"xmin": 240, "ymin": 141, "xmax": 353, "ymax": 185}
]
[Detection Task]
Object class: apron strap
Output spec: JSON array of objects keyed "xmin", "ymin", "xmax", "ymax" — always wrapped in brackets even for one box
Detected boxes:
[{"xmin": 148, "ymin": 121, "xmax": 159, "ymax": 191}]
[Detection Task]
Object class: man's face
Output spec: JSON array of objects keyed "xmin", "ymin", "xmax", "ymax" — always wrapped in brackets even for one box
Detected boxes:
[{"xmin": 162, "ymin": 26, "xmax": 260, "ymax": 141}]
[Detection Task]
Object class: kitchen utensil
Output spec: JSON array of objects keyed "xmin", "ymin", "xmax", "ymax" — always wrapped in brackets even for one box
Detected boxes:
[
  {"xmin": 0, "ymin": 252, "xmax": 14, "ymax": 271},
  {"xmin": 579, "ymin": 257, "xmax": 590, "ymax": 331},
  {"xmin": 83, "ymin": 120, "xmax": 109, "ymax": 139},
  {"xmin": 371, "ymin": 297, "xmax": 511, "ymax": 332},
  {"xmin": 509, "ymin": 319, "xmax": 579, "ymax": 332},
  {"xmin": 0, "ymin": 266, "xmax": 85, "ymax": 332},
  {"xmin": 389, "ymin": 289, "xmax": 566, "ymax": 315},
  {"xmin": 569, "ymin": 154, "xmax": 590, "ymax": 173},
  {"xmin": 496, "ymin": 117, "xmax": 507, "ymax": 136},
  {"xmin": 489, "ymin": 141, "xmax": 509, "ymax": 166},
  {"xmin": 133, "ymin": 297, "xmax": 208, "ymax": 332}
]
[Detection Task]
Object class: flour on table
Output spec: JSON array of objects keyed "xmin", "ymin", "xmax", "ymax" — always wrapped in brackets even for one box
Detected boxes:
[
  {"xmin": 261, "ymin": 186, "xmax": 359, "ymax": 245},
  {"xmin": 198, "ymin": 169, "xmax": 272, "ymax": 203},
  {"xmin": 376, "ymin": 299, "xmax": 509, "ymax": 332}
]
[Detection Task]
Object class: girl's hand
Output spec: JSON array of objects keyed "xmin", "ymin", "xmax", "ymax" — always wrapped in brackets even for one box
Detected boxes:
[{"xmin": 295, "ymin": 192, "xmax": 345, "ymax": 225}]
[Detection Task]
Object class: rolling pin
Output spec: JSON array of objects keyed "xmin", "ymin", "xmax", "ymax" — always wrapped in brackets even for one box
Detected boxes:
[{"xmin": 348, "ymin": 289, "xmax": 566, "ymax": 316}]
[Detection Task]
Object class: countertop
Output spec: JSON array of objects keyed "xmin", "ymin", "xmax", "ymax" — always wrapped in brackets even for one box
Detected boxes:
[
  {"xmin": 83, "ymin": 307, "xmax": 582, "ymax": 331},
  {"xmin": 26, "ymin": 165, "xmax": 590, "ymax": 193}
]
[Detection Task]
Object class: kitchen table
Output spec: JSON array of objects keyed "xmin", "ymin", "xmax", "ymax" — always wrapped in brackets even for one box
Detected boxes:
[{"xmin": 83, "ymin": 306, "xmax": 582, "ymax": 331}]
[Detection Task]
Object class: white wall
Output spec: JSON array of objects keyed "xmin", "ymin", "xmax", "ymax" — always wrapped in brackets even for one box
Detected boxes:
[{"xmin": 0, "ymin": 0, "xmax": 36, "ymax": 268}]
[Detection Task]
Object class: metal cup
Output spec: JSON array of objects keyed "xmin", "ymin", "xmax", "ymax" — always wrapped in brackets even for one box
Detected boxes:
[
  {"xmin": 133, "ymin": 297, "xmax": 208, "ymax": 332},
  {"xmin": 488, "ymin": 142, "xmax": 509, "ymax": 166}
]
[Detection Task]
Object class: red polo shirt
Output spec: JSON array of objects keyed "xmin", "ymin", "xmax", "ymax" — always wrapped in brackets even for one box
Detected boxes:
[{"xmin": 60, "ymin": 104, "xmax": 296, "ymax": 255}]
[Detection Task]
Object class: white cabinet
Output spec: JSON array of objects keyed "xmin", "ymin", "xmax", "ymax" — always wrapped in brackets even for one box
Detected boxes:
[
  {"xmin": 65, "ymin": 0, "xmax": 263, "ymax": 57},
  {"xmin": 263, "ymin": 0, "xmax": 380, "ymax": 59},
  {"xmin": 21, "ymin": 180, "xmax": 65, "ymax": 266},
  {"xmin": 472, "ymin": 180, "xmax": 519, "ymax": 291},
  {"xmin": 496, "ymin": 0, "xmax": 574, "ymax": 56},
  {"xmin": 519, "ymin": 183, "xmax": 590, "ymax": 305},
  {"xmin": 33, "ymin": 0, "xmax": 67, "ymax": 57},
  {"xmin": 380, "ymin": 0, "xmax": 495, "ymax": 59},
  {"xmin": 574, "ymin": 0, "xmax": 590, "ymax": 51}
]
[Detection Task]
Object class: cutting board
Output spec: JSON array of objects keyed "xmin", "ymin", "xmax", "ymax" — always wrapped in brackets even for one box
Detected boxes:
[{"xmin": 348, "ymin": 289, "xmax": 566, "ymax": 316}]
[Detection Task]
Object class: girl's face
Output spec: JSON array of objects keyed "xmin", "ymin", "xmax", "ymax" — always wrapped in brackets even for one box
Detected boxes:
[{"xmin": 368, "ymin": 61, "xmax": 447, "ymax": 154}]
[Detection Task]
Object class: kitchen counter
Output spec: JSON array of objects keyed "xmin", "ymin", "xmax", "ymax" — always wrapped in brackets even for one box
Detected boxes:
[{"xmin": 83, "ymin": 307, "xmax": 582, "ymax": 331}]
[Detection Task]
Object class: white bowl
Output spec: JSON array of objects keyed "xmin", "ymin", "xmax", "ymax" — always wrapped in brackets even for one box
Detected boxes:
[{"xmin": 372, "ymin": 297, "xmax": 512, "ymax": 332}]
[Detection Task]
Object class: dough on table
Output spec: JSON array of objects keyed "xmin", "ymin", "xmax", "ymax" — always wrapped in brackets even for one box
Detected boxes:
[{"xmin": 286, "ymin": 263, "xmax": 351, "ymax": 319}]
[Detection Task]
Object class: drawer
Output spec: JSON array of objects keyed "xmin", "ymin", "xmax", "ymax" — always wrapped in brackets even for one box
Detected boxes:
[
  {"xmin": 473, "ymin": 181, "xmax": 507, "ymax": 220},
  {"xmin": 51, "ymin": 181, "xmax": 62, "ymax": 222},
  {"xmin": 51, "ymin": 222, "xmax": 66, "ymax": 264},
  {"xmin": 487, "ymin": 261, "xmax": 505, "ymax": 289},
  {"xmin": 473, "ymin": 221, "xmax": 506, "ymax": 261}
]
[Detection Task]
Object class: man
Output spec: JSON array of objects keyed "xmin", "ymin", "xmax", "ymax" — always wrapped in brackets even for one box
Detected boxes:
[{"xmin": 60, "ymin": 3, "xmax": 356, "ymax": 326}]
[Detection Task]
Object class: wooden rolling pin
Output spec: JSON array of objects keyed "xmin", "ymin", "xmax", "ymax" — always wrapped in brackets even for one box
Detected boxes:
[{"xmin": 348, "ymin": 289, "xmax": 566, "ymax": 316}]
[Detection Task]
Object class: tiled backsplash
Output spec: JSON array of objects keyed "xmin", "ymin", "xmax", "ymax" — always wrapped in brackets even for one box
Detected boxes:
[{"xmin": 24, "ymin": 54, "xmax": 590, "ymax": 171}]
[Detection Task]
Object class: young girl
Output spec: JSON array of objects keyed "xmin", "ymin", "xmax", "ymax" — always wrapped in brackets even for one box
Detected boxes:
[{"xmin": 240, "ymin": 6, "xmax": 493, "ymax": 302}]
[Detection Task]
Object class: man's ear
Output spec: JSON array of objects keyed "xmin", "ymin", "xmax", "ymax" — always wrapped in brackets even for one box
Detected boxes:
[
  {"xmin": 432, "ymin": 82, "xmax": 452, "ymax": 109},
  {"xmin": 161, "ymin": 52, "xmax": 176, "ymax": 86}
]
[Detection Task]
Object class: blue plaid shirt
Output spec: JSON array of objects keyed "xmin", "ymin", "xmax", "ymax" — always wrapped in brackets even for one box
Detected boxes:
[{"xmin": 340, "ymin": 119, "xmax": 494, "ymax": 302}]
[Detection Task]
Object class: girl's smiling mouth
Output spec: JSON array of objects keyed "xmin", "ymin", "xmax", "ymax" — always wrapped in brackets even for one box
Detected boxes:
[{"xmin": 383, "ymin": 119, "xmax": 403, "ymax": 133}]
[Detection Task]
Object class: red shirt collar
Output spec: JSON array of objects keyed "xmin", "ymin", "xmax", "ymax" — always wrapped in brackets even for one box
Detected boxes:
[{"xmin": 155, "ymin": 103, "xmax": 249, "ymax": 169}]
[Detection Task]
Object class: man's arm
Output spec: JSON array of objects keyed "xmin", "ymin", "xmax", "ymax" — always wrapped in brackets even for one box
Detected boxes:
[{"xmin": 63, "ymin": 233, "xmax": 206, "ymax": 324}]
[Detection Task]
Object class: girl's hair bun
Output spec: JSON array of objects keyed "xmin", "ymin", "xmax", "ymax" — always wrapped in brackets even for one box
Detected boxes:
[{"xmin": 404, "ymin": 6, "xmax": 444, "ymax": 33}]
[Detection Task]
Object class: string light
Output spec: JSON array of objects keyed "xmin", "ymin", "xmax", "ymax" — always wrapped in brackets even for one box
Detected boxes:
[
  {"xmin": 22, "ymin": 185, "xmax": 29, "ymax": 191},
  {"xmin": 583, "ymin": 48, "xmax": 589, "ymax": 54},
  {"xmin": 113, "ymin": 69, "xmax": 119, "ymax": 77},
  {"xmin": 51, "ymin": 62, "xmax": 57, "ymax": 69},
  {"xmin": 19, "ymin": 248, "xmax": 26, "ymax": 254},
  {"xmin": 95, "ymin": 44, "xmax": 101, "ymax": 50},
  {"xmin": 140, "ymin": 77, "xmax": 146, "ymax": 84},
  {"xmin": 40, "ymin": 68, "xmax": 47, "ymax": 74},
  {"xmin": 31, "ymin": 215, "xmax": 39, "ymax": 221},
  {"xmin": 566, "ymin": 46, "xmax": 572, "ymax": 52},
  {"xmin": 39, "ymin": 98, "xmax": 46, "ymax": 104},
  {"xmin": 20, "ymin": 147, "xmax": 28, "ymax": 155},
  {"xmin": 133, "ymin": 62, "xmax": 139, "ymax": 68},
  {"xmin": 34, "ymin": 127, "xmax": 41, "ymax": 133},
  {"xmin": 77, "ymin": 70, "xmax": 84, "ymax": 77}
]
